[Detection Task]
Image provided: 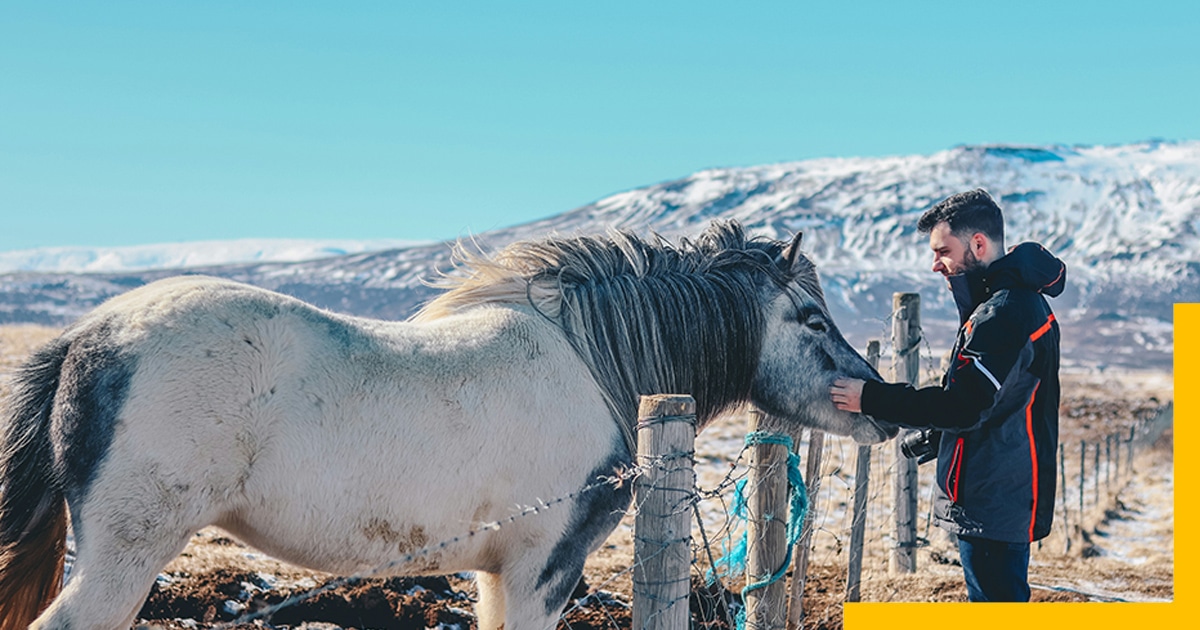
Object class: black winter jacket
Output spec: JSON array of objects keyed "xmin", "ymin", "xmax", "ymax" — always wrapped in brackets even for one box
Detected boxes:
[{"xmin": 861, "ymin": 243, "xmax": 1066, "ymax": 543}]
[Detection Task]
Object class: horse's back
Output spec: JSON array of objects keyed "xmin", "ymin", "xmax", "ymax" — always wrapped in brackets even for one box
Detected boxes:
[
  {"xmin": 84, "ymin": 275, "xmax": 333, "ymax": 341},
  {"xmin": 76, "ymin": 276, "xmax": 396, "ymax": 388}
]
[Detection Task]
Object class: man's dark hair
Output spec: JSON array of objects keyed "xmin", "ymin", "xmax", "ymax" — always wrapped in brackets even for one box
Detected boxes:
[{"xmin": 917, "ymin": 188, "xmax": 1005, "ymax": 246}]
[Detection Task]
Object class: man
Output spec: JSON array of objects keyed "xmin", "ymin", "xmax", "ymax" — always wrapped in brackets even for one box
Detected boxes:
[{"xmin": 829, "ymin": 189, "xmax": 1066, "ymax": 602}]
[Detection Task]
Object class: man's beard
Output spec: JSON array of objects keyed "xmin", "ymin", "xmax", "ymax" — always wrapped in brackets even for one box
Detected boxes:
[{"xmin": 960, "ymin": 247, "xmax": 985, "ymax": 274}]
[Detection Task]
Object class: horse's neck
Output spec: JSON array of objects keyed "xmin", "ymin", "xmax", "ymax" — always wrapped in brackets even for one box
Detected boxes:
[{"xmin": 418, "ymin": 303, "xmax": 739, "ymax": 446}]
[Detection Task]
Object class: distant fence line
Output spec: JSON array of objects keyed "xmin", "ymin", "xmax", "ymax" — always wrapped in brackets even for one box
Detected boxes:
[{"xmin": 1057, "ymin": 400, "xmax": 1173, "ymax": 553}]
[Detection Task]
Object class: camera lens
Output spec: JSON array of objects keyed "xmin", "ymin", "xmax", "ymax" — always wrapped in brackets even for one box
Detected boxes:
[{"xmin": 900, "ymin": 430, "xmax": 934, "ymax": 460}]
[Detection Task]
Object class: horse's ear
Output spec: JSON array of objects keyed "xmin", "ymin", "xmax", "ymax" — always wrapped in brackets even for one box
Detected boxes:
[{"xmin": 783, "ymin": 231, "xmax": 804, "ymax": 270}]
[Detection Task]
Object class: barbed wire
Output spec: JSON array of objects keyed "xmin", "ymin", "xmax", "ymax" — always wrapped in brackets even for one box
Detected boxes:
[
  {"xmin": 187, "ymin": 435, "xmax": 750, "ymax": 630},
  {"xmin": 200, "ymin": 435, "xmax": 753, "ymax": 629},
  {"xmin": 212, "ymin": 452, "xmax": 673, "ymax": 629}
]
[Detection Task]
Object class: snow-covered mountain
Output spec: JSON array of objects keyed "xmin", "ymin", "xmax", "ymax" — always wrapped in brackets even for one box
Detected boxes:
[
  {"xmin": 3, "ymin": 141, "xmax": 1195, "ymax": 370},
  {"xmin": 0, "ymin": 238, "xmax": 423, "ymax": 273}
]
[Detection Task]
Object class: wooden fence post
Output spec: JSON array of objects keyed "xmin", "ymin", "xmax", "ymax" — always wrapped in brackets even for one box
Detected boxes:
[
  {"xmin": 1105, "ymin": 434, "xmax": 1112, "ymax": 491},
  {"xmin": 891, "ymin": 293, "xmax": 920, "ymax": 574},
  {"xmin": 1058, "ymin": 443, "xmax": 1070, "ymax": 553},
  {"xmin": 1078, "ymin": 440, "xmax": 1085, "ymax": 527},
  {"xmin": 745, "ymin": 409, "xmax": 790, "ymax": 630},
  {"xmin": 1114, "ymin": 432, "xmax": 1121, "ymax": 483},
  {"xmin": 845, "ymin": 340, "xmax": 880, "ymax": 602},
  {"xmin": 1127, "ymin": 426, "xmax": 1136, "ymax": 474},
  {"xmin": 1093, "ymin": 441, "xmax": 1100, "ymax": 509},
  {"xmin": 633, "ymin": 395, "xmax": 696, "ymax": 630},
  {"xmin": 784, "ymin": 427, "xmax": 824, "ymax": 630}
]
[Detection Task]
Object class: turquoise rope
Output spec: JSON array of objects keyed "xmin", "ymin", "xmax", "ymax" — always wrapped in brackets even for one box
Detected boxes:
[{"xmin": 708, "ymin": 431, "xmax": 808, "ymax": 630}]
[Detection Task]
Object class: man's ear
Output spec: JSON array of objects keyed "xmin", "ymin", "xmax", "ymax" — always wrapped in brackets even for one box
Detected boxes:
[
  {"xmin": 972, "ymin": 233, "xmax": 988, "ymax": 257},
  {"xmin": 783, "ymin": 231, "xmax": 804, "ymax": 270}
]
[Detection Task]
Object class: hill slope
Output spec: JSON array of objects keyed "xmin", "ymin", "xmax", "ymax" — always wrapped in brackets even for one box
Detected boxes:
[{"xmin": 4, "ymin": 141, "xmax": 1194, "ymax": 369}]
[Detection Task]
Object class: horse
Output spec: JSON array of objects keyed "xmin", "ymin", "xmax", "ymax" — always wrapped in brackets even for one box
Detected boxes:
[{"xmin": 0, "ymin": 220, "xmax": 895, "ymax": 630}]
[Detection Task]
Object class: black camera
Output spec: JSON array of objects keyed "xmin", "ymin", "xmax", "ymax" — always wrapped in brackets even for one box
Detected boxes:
[{"xmin": 900, "ymin": 429, "xmax": 939, "ymax": 464}]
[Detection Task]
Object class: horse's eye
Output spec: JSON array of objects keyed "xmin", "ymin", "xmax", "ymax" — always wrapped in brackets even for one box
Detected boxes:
[{"xmin": 804, "ymin": 315, "xmax": 827, "ymax": 332}]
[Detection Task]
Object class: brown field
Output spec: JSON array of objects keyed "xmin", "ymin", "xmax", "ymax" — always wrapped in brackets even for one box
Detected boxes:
[{"xmin": 0, "ymin": 325, "xmax": 1174, "ymax": 629}]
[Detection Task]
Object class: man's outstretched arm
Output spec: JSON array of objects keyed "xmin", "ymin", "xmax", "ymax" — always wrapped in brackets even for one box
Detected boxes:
[{"xmin": 845, "ymin": 376, "xmax": 994, "ymax": 429}]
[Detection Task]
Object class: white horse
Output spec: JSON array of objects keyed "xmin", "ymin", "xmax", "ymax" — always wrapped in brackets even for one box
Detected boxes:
[{"xmin": 0, "ymin": 221, "xmax": 895, "ymax": 630}]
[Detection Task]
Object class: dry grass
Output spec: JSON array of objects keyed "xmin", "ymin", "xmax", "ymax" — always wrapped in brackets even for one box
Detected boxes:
[{"xmin": 0, "ymin": 325, "xmax": 61, "ymax": 401}]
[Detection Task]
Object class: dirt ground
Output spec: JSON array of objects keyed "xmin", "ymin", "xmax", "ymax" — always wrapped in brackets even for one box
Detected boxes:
[{"xmin": 0, "ymin": 325, "xmax": 1175, "ymax": 629}]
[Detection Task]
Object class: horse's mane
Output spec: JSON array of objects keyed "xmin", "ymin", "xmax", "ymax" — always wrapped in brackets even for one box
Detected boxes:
[{"xmin": 413, "ymin": 220, "xmax": 827, "ymax": 450}]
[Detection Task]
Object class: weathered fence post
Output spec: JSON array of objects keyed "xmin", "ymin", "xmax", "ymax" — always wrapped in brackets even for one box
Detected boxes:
[
  {"xmin": 1093, "ymin": 441, "xmax": 1100, "ymax": 509},
  {"xmin": 1114, "ymin": 432, "xmax": 1121, "ymax": 484},
  {"xmin": 745, "ymin": 409, "xmax": 790, "ymax": 630},
  {"xmin": 1105, "ymin": 434, "xmax": 1112, "ymax": 491},
  {"xmin": 633, "ymin": 394, "xmax": 696, "ymax": 630},
  {"xmin": 845, "ymin": 340, "xmax": 880, "ymax": 602},
  {"xmin": 785, "ymin": 427, "xmax": 824, "ymax": 630},
  {"xmin": 1077, "ymin": 439, "xmax": 1086, "ymax": 545},
  {"xmin": 1127, "ymin": 426, "xmax": 1136, "ymax": 474},
  {"xmin": 1058, "ymin": 443, "xmax": 1070, "ymax": 553},
  {"xmin": 891, "ymin": 293, "xmax": 920, "ymax": 574}
]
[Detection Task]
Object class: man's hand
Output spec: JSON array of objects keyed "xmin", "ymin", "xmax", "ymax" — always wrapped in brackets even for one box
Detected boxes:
[{"xmin": 830, "ymin": 378, "xmax": 866, "ymax": 413}]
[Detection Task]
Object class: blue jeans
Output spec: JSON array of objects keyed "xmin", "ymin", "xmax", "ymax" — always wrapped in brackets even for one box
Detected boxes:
[{"xmin": 956, "ymin": 535, "xmax": 1031, "ymax": 602}]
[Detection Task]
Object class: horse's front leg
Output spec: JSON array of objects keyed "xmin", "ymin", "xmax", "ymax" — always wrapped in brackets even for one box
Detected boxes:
[
  {"xmin": 494, "ymin": 549, "xmax": 585, "ymax": 630},
  {"xmin": 475, "ymin": 571, "xmax": 505, "ymax": 630},
  {"xmin": 495, "ymin": 476, "xmax": 632, "ymax": 630}
]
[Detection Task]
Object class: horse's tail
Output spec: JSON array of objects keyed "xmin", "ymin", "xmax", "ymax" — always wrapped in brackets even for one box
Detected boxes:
[{"xmin": 0, "ymin": 338, "xmax": 70, "ymax": 630}]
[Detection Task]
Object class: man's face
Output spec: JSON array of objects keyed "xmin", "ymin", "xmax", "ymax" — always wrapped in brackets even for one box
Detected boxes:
[{"xmin": 928, "ymin": 222, "xmax": 981, "ymax": 277}]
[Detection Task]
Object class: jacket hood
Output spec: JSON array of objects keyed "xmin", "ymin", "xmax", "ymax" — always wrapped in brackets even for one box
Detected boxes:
[
  {"xmin": 947, "ymin": 242, "xmax": 1066, "ymax": 323},
  {"xmin": 987, "ymin": 242, "xmax": 1067, "ymax": 297}
]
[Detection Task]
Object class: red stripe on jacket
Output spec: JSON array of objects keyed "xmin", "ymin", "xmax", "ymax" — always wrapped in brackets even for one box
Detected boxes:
[
  {"xmin": 1030, "ymin": 314, "xmax": 1056, "ymax": 342},
  {"xmin": 1025, "ymin": 381, "xmax": 1041, "ymax": 542},
  {"xmin": 1024, "ymin": 312, "xmax": 1056, "ymax": 539},
  {"xmin": 1041, "ymin": 257, "xmax": 1066, "ymax": 292},
  {"xmin": 946, "ymin": 437, "xmax": 965, "ymax": 503}
]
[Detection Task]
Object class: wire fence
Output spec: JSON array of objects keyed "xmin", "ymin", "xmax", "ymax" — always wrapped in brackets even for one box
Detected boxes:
[
  {"xmin": 160, "ymin": 422, "xmax": 1166, "ymax": 629},
  {"xmin": 111, "ymin": 302, "xmax": 1174, "ymax": 628}
]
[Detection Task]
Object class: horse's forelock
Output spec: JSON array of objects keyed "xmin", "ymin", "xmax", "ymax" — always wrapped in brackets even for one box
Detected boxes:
[
  {"xmin": 695, "ymin": 222, "xmax": 826, "ymax": 314},
  {"xmin": 785, "ymin": 251, "xmax": 829, "ymax": 314}
]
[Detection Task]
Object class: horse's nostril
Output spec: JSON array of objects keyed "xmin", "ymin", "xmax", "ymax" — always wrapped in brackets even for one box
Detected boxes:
[{"xmin": 820, "ymin": 350, "xmax": 836, "ymax": 372}]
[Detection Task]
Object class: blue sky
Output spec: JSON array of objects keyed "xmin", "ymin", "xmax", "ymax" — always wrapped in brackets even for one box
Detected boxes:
[{"xmin": 2, "ymin": 1, "xmax": 1197, "ymax": 251}]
